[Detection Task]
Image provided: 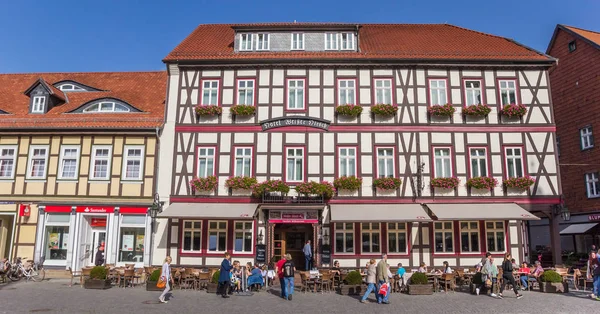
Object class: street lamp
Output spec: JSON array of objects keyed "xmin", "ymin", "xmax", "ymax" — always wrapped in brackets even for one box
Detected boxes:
[
  {"xmin": 322, "ymin": 229, "xmax": 329, "ymax": 245},
  {"xmin": 150, "ymin": 193, "xmax": 164, "ymax": 231},
  {"xmin": 257, "ymin": 230, "xmax": 264, "ymax": 244},
  {"xmin": 552, "ymin": 203, "xmax": 570, "ymax": 221}
]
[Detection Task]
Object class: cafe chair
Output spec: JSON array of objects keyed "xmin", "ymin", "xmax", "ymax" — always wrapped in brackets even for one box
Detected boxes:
[
  {"xmin": 441, "ymin": 273, "xmax": 456, "ymax": 293},
  {"xmin": 319, "ymin": 272, "xmax": 333, "ymax": 293},
  {"xmin": 120, "ymin": 268, "xmax": 135, "ymax": 288},
  {"xmin": 81, "ymin": 267, "xmax": 93, "ymax": 287},
  {"xmin": 300, "ymin": 272, "xmax": 315, "ymax": 293}
]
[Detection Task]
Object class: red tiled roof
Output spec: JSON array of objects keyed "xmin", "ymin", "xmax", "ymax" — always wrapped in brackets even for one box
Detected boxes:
[
  {"xmin": 164, "ymin": 23, "xmax": 552, "ymax": 62},
  {"xmin": 563, "ymin": 25, "xmax": 600, "ymax": 47},
  {"xmin": 0, "ymin": 71, "xmax": 166, "ymax": 130}
]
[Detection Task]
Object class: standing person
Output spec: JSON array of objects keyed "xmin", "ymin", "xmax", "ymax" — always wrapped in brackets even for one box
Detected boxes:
[
  {"xmin": 94, "ymin": 244, "xmax": 105, "ymax": 266},
  {"xmin": 375, "ymin": 254, "xmax": 390, "ymax": 304},
  {"xmin": 586, "ymin": 250, "xmax": 600, "ymax": 300},
  {"xmin": 499, "ymin": 253, "xmax": 523, "ymax": 299},
  {"xmin": 476, "ymin": 252, "xmax": 492, "ymax": 296},
  {"xmin": 282, "ymin": 254, "xmax": 296, "ymax": 301},
  {"xmin": 360, "ymin": 259, "xmax": 377, "ymax": 303},
  {"xmin": 158, "ymin": 256, "xmax": 174, "ymax": 303},
  {"xmin": 303, "ymin": 240, "xmax": 312, "ymax": 271},
  {"xmin": 276, "ymin": 255, "xmax": 287, "ymax": 298},
  {"xmin": 218, "ymin": 252, "xmax": 233, "ymax": 298}
]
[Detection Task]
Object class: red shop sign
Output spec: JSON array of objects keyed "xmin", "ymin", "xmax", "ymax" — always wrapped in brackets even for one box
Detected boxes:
[
  {"xmin": 76, "ymin": 206, "xmax": 115, "ymax": 213},
  {"xmin": 19, "ymin": 204, "xmax": 31, "ymax": 217},
  {"xmin": 119, "ymin": 207, "xmax": 148, "ymax": 214},
  {"xmin": 45, "ymin": 205, "xmax": 72, "ymax": 213},
  {"xmin": 91, "ymin": 217, "xmax": 107, "ymax": 227}
]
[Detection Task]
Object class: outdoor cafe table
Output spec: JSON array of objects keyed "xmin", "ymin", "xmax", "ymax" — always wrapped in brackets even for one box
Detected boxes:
[
  {"xmin": 309, "ymin": 271, "xmax": 322, "ymax": 293},
  {"xmin": 426, "ymin": 273, "xmax": 442, "ymax": 292}
]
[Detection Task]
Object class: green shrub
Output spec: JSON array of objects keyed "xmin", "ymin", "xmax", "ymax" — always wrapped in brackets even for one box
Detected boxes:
[
  {"xmin": 344, "ymin": 270, "xmax": 363, "ymax": 285},
  {"xmin": 90, "ymin": 266, "xmax": 107, "ymax": 280},
  {"xmin": 409, "ymin": 272, "xmax": 428, "ymax": 285},
  {"xmin": 540, "ymin": 270, "xmax": 563, "ymax": 283},
  {"xmin": 472, "ymin": 272, "xmax": 483, "ymax": 285},
  {"xmin": 149, "ymin": 269, "xmax": 161, "ymax": 282},
  {"xmin": 211, "ymin": 270, "xmax": 220, "ymax": 284}
]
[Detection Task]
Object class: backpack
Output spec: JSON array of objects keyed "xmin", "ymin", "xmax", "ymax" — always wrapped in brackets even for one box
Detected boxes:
[{"xmin": 283, "ymin": 261, "xmax": 294, "ymax": 277}]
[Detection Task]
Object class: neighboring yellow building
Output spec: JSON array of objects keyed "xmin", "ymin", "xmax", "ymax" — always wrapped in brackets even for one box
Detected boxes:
[{"xmin": 0, "ymin": 72, "xmax": 165, "ymax": 270}]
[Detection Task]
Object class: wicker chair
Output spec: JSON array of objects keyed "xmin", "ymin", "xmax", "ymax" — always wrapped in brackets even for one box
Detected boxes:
[
  {"xmin": 319, "ymin": 272, "xmax": 333, "ymax": 293},
  {"xmin": 441, "ymin": 273, "xmax": 456, "ymax": 293},
  {"xmin": 120, "ymin": 268, "xmax": 135, "ymax": 288},
  {"xmin": 300, "ymin": 272, "xmax": 315, "ymax": 293}
]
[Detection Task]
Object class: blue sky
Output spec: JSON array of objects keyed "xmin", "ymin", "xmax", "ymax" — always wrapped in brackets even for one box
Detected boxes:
[{"xmin": 1, "ymin": 0, "xmax": 598, "ymax": 73}]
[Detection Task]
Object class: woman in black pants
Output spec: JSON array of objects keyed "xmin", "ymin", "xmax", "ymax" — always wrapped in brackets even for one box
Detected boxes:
[{"xmin": 500, "ymin": 253, "xmax": 523, "ymax": 299}]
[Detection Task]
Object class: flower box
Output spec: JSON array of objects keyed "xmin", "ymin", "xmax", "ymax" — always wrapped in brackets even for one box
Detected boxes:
[
  {"xmin": 295, "ymin": 181, "xmax": 336, "ymax": 199},
  {"xmin": 225, "ymin": 176, "xmax": 258, "ymax": 190},
  {"xmin": 195, "ymin": 104, "xmax": 222, "ymax": 116},
  {"xmin": 84, "ymin": 279, "xmax": 112, "ymax": 289},
  {"xmin": 408, "ymin": 284, "xmax": 433, "ymax": 295},
  {"xmin": 466, "ymin": 177, "xmax": 498, "ymax": 190},
  {"xmin": 333, "ymin": 176, "xmax": 363, "ymax": 191},
  {"xmin": 190, "ymin": 176, "xmax": 218, "ymax": 192},
  {"xmin": 462, "ymin": 104, "xmax": 491, "ymax": 117},
  {"xmin": 252, "ymin": 179, "xmax": 290, "ymax": 197},
  {"xmin": 372, "ymin": 177, "xmax": 402, "ymax": 190},
  {"xmin": 338, "ymin": 284, "xmax": 364, "ymax": 295},
  {"xmin": 430, "ymin": 177, "xmax": 460, "ymax": 189},
  {"xmin": 230, "ymin": 104, "xmax": 256, "ymax": 116},
  {"xmin": 428, "ymin": 104, "xmax": 455, "ymax": 117},
  {"xmin": 370, "ymin": 104, "xmax": 398, "ymax": 116},
  {"xmin": 335, "ymin": 104, "xmax": 363, "ymax": 117},
  {"xmin": 501, "ymin": 104, "xmax": 527, "ymax": 118},
  {"xmin": 503, "ymin": 176, "xmax": 535, "ymax": 190}
]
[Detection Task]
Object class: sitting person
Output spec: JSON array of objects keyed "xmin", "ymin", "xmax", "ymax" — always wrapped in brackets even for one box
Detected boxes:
[
  {"xmin": 331, "ymin": 260, "xmax": 342, "ymax": 285},
  {"xmin": 418, "ymin": 262, "xmax": 427, "ymax": 273},
  {"xmin": 518, "ymin": 262, "xmax": 530, "ymax": 290},
  {"xmin": 511, "ymin": 258, "xmax": 518, "ymax": 271},
  {"xmin": 442, "ymin": 261, "xmax": 453, "ymax": 274},
  {"xmin": 247, "ymin": 263, "xmax": 264, "ymax": 291},
  {"xmin": 521, "ymin": 261, "xmax": 543, "ymax": 290}
]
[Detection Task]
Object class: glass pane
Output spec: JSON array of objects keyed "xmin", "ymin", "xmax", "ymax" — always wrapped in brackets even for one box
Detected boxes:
[
  {"xmin": 193, "ymin": 233, "xmax": 201, "ymax": 251},
  {"xmin": 219, "ymin": 222, "xmax": 226, "ymax": 229},
  {"xmin": 486, "ymin": 222, "xmax": 494, "ymax": 229},
  {"xmin": 471, "ymin": 233, "xmax": 479, "ymax": 252},
  {"xmin": 372, "ymin": 223, "xmax": 379, "ymax": 229},
  {"xmin": 235, "ymin": 222, "xmax": 243, "ymax": 229},
  {"xmin": 486, "ymin": 232, "xmax": 495, "ymax": 251},
  {"xmin": 47, "ymin": 214, "xmax": 70, "ymax": 223},
  {"xmin": 209, "ymin": 221, "xmax": 217, "ymax": 229},
  {"xmin": 388, "ymin": 233, "xmax": 397, "ymax": 253},
  {"xmin": 372, "ymin": 233, "xmax": 380, "ymax": 252},
  {"xmin": 444, "ymin": 222, "xmax": 452, "ymax": 229},
  {"xmin": 194, "ymin": 222, "xmax": 201, "ymax": 229},
  {"xmin": 345, "ymin": 233, "xmax": 354, "ymax": 252},
  {"xmin": 362, "ymin": 223, "xmax": 369, "ymax": 229},
  {"xmin": 209, "ymin": 232, "xmax": 217, "ymax": 251},
  {"xmin": 398, "ymin": 233, "xmax": 406, "ymax": 252},
  {"xmin": 335, "ymin": 224, "xmax": 342, "ymax": 230},
  {"xmin": 461, "ymin": 232, "xmax": 469, "ymax": 251},
  {"xmin": 184, "ymin": 221, "xmax": 192, "ymax": 229},
  {"xmin": 435, "ymin": 232, "xmax": 443, "ymax": 252},
  {"xmin": 183, "ymin": 232, "xmax": 191, "ymax": 250},
  {"xmin": 235, "ymin": 232, "xmax": 243, "ymax": 251},
  {"xmin": 470, "ymin": 222, "xmax": 478, "ymax": 229},
  {"xmin": 496, "ymin": 232, "xmax": 505, "ymax": 251},
  {"xmin": 122, "ymin": 215, "xmax": 145, "ymax": 225},
  {"xmin": 244, "ymin": 232, "xmax": 252, "ymax": 252},
  {"xmin": 496, "ymin": 222, "xmax": 503, "ymax": 229},
  {"xmin": 435, "ymin": 222, "xmax": 442, "ymax": 229},
  {"xmin": 345, "ymin": 223, "xmax": 353, "ymax": 230},
  {"xmin": 388, "ymin": 223, "xmax": 396, "ymax": 230},
  {"xmin": 335, "ymin": 233, "xmax": 344, "ymax": 252},
  {"xmin": 461, "ymin": 222, "xmax": 468, "ymax": 230},
  {"xmin": 445, "ymin": 233, "xmax": 453, "ymax": 252},
  {"xmin": 218, "ymin": 232, "xmax": 226, "ymax": 251},
  {"xmin": 45, "ymin": 225, "xmax": 69, "ymax": 260},
  {"xmin": 118, "ymin": 227, "xmax": 145, "ymax": 262},
  {"xmin": 398, "ymin": 223, "xmax": 406, "ymax": 230},
  {"xmin": 362, "ymin": 233, "xmax": 370, "ymax": 253}
]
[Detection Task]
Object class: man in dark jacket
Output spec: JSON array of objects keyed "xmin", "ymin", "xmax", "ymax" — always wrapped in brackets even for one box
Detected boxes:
[
  {"xmin": 94, "ymin": 245, "xmax": 104, "ymax": 266},
  {"xmin": 218, "ymin": 252, "xmax": 233, "ymax": 298}
]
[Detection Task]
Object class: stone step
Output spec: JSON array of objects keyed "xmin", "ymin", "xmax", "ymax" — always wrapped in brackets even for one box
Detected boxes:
[{"xmin": 43, "ymin": 269, "xmax": 71, "ymax": 279}]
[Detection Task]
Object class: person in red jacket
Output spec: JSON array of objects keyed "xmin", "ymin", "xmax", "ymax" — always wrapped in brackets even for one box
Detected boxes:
[{"xmin": 275, "ymin": 256, "xmax": 287, "ymax": 298}]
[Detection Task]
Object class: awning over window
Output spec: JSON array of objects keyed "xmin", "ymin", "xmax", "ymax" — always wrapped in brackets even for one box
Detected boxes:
[
  {"xmin": 560, "ymin": 223, "xmax": 598, "ymax": 235},
  {"xmin": 330, "ymin": 204, "xmax": 432, "ymax": 222},
  {"xmin": 157, "ymin": 203, "xmax": 257, "ymax": 219},
  {"xmin": 425, "ymin": 203, "xmax": 540, "ymax": 220}
]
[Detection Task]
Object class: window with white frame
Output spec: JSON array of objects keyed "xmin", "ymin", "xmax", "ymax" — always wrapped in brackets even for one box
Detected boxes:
[
  {"xmin": 580, "ymin": 126, "xmax": 594, "ymax": 150},
  {"xmin": 460, "ymin": 221, "xmax": 480, "ymax": 253},
  {"xmin": 197, "ymin": 147, "xmax": 215, "ymax": 178},
  {"xmin": 291, "ymin": 33, "xmax": 305, "ymax": 50},
  {"xmin": 239, "ymin": 33, "xmax": 253, "ymax": 51},
  {"xmin": 57, "ymin": 83, "xmax": 85, "ymax": 92},
  {"xmin": 58, "ymin": 146, "xmax": 80, "ymax": 180},
  {"xmin": 335, "ymin": 223, "xmax": 354, "ymax": 253},
  {"xmin": 388, "ymin": 223, "xmax": 407, "ymax": 253},
  {"xmin": 182, "ymin": 220, "xmax": 202, "ymax": 252},
  {"xmin": 499, "ymin": 80, "xmax": 517, "ymax": 105},
  {"xmin": 505, "ymin": 147, "xmax": 524, "ymax": 178},
  {"xmin": 44, "ymin": 214, "xmax": 70, "ymax": 261},
  {"xmin": 325, "ymin": 33, "xmax": 339, "ymax": 50},
  {"xmin": 340, "ymin": 33, "xmax": 355, "ymax": 50},
  {"xmin": 255, "ymin": 34, "xmax": 270, "ymax": 50},
  {"xmin": 586, "ymin": 172, "xmax": 600, "ymax": 198},
  {"xmin": 377, "ymin": 148, "xmax": 394, "ymax": 178},
  {"xmin": 464, "ymin": 80, "xmax": 482, "ymax": 106},
  {"xmin": 429, "ymin": 79, "xmax": 447, "ymax": 105},
  {"xmin": 118, "ymin": 215, "xmax": 146, "ymax": 263},
  {"xmin": 27, "ymin": 146, "xmax": 49, "ymax": 179},
  {"xmin": 90, "ymin": 146, "xmax": 112, "ymax": 180},
  {"xmin": 237, "ymin": 80, "xmax": 254, "ymax": 105},
  {"xmin": 32, "ymin": 96, "xmax": 46, "ymax": 113},
  {"xmin": 361, "ymin": 223, "xmax": 380, "ymax": 253},
  {"xmin": 0, "ymin": 146, "xmax": 17, "ymax": 179},
  {"xmin": 122, "ymin": 146, "xmax": 144, "ymax": 181},
  {"xmin": 234, "ymin": 221, "xmax": 253, "ymax": 253},
  {"xmin": 234, "ymin": 147, "xmax": 252, "ymax": 177},
  {"xmin": 208, "ymin": 221, "xmax": 227, "ymax": 252},
  {"xmin": 434, "ymin": 148, "xmax": 452, "ymax": 178},
  {"xmin": 82, "ymin": 101, "xmax": 130, "ymax": 112},
  {"xmin": 201, "ymin": 80, "xmax": 219, "ymax": 105},
  {"xmin": 339, "ymin": 147, "xmax": 356, "ymax": 177},
  {"xmin": 486, "ymin": 221, "xmax": 505, "ymax": 252},
  {"xmin": 287, "ymin": 79, "xmax": 305, "ymax": 110},
  {"xmin": 374, "ymin": 79, "xmax": 392, "ymax": 104},
  {"xmin": 434, "ymin": 222, "xmax": 454, "ymax": 253},
  {"xmin": 286, "ymin": 148, "xmax": 304, "ymax": 182},
  {"xmin": 469, "ymin": 148, "xmax": 487, "ymax": 177},
  {"xmin": 338, "ymin": 79, "xmax": 356, "ymax": 105}
]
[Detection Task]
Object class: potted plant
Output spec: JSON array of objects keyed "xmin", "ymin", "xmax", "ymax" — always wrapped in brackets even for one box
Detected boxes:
[
  {"xmin": 339, "ymin": 270, "xmax": 363, "ymax": 295},
  {"xmin": 295, "ymin": 181, "xmax": 336, "ymax": 199},
  {"xmin": 146, "ymin": 269, "xmax": 163, "ymax": 291},
  {"xmin": 372, "ymin": 177, "xmax": 402, "ymax": 190},
  {"xmin": 370, "ymin": 104, "xmax": 398, "ymax": 116},
  {"xmin": 407, "ymin": 272, "xmax": 433, "ymax": 295},
  {"xmin": 190, "ymin": 176, "xmax": 218, "ymax": 192},
  {"xmin": 462, "ymin": 104, "xmax": 491, "ymax": 117},
  {"xmin": 501, "ymin": 104, "xmax": 527, "ymax": 118},
  {"xmin": 207, "ymin": 270, "xmax": 220, "ymax": 294},
  {"xmin": 539, "ymin": 270, "xmax": 568, "ymax": 293},
  {"xmin": 430, "ymin": 177, "xmax": 460, "ymax": 189},
  {"xmin": 333, "ymin": 176, "xmax": 363, "ymax": 191},
  {"xmin": 84, "ymin": 266, "xmax": 111, "ymax": 289},
  {"xmin": 252, "ymin": 179, "xmax": 290, "ymax": 198},
  {"xmin": 503, "ymin": 176, "xmax": 535, "ymax": 190},
  {"xmin": 195, "ymin": 104, "xmax": 223, "ymax": 116},
  {"xmin": 230, "ymin": 104, "xmax": 256, "ymax": 116},
  {"xmin": 335, "ymin": 104, "xmax": 363, "ymax": 117},
  {"xmin": 225, "ymin": 176, "xmax": 258, "ymax": 191},
  {"xmin": 466, "ymin": 177, "xmax": 498, "ymax": 190},
  {"xmin": 428, "ymin": 104, "xmax": 455, "ymax": 118}
]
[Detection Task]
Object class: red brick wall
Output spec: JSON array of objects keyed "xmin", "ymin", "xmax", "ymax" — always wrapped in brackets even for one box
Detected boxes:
[{"xmin": 549, "ymin": 28, "xmax": 600, "ymax": 214}]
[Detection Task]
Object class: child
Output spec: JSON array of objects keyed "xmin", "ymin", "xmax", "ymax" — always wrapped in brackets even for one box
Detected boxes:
[
  {"xmin": 231, "ymin": 261, "xmax": 242, "ymax": 293},
  {"xmin": 395, "ymin": 263, "xmax": 407, "ymax": 291}
]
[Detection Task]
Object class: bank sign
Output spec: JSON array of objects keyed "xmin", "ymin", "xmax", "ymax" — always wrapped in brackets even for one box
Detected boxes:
[{"xmin": 260, "ymin": 116, "xmax": 330, "ymax": 131}]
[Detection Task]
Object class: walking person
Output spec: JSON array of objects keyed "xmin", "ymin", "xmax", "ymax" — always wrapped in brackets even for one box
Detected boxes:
[
  {"xmin": 587, "ymin": 250, "xmax": 600, "ymax": 300},
  {"xmin": 282, "ymin": 254, "xmax": 296, "ymax": 300},
  {"xmin": 303, "ymin": 240, "xmax": 312, "ymax": 271},
  {"xmin": 94, "ymin": 244, "xmax": 105, "ymax": 266},
  {"xmin": 375, "ymin": 254, "xmax": 390, "ymax": 304},
  {"xmin": 477, "ymin": 252, "xmax": 501, "ymax": 297},
  {"xmin": 158, "ymin": 256, "xmax": 174, "ymax": 303},
  {"xmin": 218, "ymin": 252, "xmax": 233, "ymax": 298},
  {"xmin": 276, "ymin": 255, "xmax": 287, "ymax": 298},
  {"xmin": 360, "ymin": 259, "xmax": 377, "ymax": 303},
  {"xmin": 499, "ymin": 253, "xmax": 523, "ymax": 299}
]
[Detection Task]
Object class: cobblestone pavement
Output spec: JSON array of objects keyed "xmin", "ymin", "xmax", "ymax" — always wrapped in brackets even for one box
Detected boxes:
[{"xmin": 1, "ymin": 279, "xmax": 598, "ymax": 314}]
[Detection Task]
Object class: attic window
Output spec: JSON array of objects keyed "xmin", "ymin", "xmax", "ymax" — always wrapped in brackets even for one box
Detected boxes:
[
  {"xmin": 32, "ymin": 96, "xmax": 46, "ymax": 113},
  {"xmin": 83, "ymin": 101, "xmax": 131, "ymax": 112},
  {"xmin": 58, "ymin": 84, "xmax": 86, "ymax": 91},
  {"xmin": 568, "ymin": 41, "xmax": 576, "ymax": 52}
]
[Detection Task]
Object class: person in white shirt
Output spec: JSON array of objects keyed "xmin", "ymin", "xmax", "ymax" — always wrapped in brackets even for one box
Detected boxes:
[
  {"xmin": 443, "ymin": 261, "xmax": 453, "ymax": 274},
  {"xmin": 159, "ymin": 256, "xmax": 174, "ymax": 303}
]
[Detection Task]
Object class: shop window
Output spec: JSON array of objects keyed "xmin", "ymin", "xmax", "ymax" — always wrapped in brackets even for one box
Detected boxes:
[
  {"xmin": 208, "ymin": 221, "xmax": 227, "ymax": 252},
  {"xmin": 387, "ymin": 222, "xmax": 407, "ymax": 254},
  {"xmin": 334, "ymin": 223, "xmax": 354, "ymax": 253},
  {"xmin": 44, "ymin": 214, "xmax": 70, "ymax": 261},
  {"xmin": 182, "ymin": 220, "xmax": 202, "ymax": 252},
  {"xmin": 118, "ymin": 215, "xmax": 146, "ymax": 263},
  {"xmin": 486, "ymin": 221, "xmax": 505, "ymax": 252},
  {"xmin": 361, "ymin": 223, "xmax": 380, "ymax": 253},
  {"xmin": 234, "ymin": 221, "xmax": 253, "ymax": 253},
  {"xmin": 434, "ymin": 222, "xmax": 454, "ymax": 253},
  {"xmin": 460, "ymin": 221, "xmax": 480, "ymax": 253}
]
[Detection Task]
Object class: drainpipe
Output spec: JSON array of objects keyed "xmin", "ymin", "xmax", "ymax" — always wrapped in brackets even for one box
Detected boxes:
[{"xmin": 149, "ymin": 126, "xmax": 161, "ymax": 266}]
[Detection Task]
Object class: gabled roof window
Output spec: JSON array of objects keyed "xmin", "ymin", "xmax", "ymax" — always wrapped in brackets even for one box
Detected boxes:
[
  {"xmin": 53, "ymin": 80, "xmax": 101, "ymax": 92},
  {"xmin": 83, "ymin": 101, "xmax": 131, "ymax": 112},
  {"xmin": 57, "ymin": 83, "xmax": 86, "ymax": 91}
]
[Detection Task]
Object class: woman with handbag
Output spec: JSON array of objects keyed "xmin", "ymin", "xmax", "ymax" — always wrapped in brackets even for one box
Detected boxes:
[{"xmin": 158, "ymin": 256, "xmax": 173, "ymax": 304}]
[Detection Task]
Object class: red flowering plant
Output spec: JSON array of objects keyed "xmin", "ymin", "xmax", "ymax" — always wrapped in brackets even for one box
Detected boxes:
[
  {"xmin": 225, "ymin": 176, "xmax": 258, "ymax": 190},
  {"xmin": 295, "ymin": 181, "xmax": 336, "ymax": 199},
  {"xmin": 370, "ymin": 104, "xmax": 399, "ymax": 116},
  {"xmin": 501, "ymin": 104, "xmax": 527, "ymax": 118},
  {"xmin": 189, "ymin": 176, "xmax": 218, "ymax": 191},
  {"xmin": 462, "ymin": 104, "xmax": 491, "ymax": 117},
  {"xmin": 428, "ymin": 104, "xmax": 456, "ymax": 117},
  {"xmin": 466, "ymin": 177, "xmax": 498, "ymax": 190},
  {"xmin": 333, "ymin": 176, "xmax": 363, "ymax": 190},
  {"xmin": 251, "ymin": 179, "xmax": 290, "ymax": 197},
  {"xmin": 230, "ymin": 104, "xmax": 256, "ymax": 116},
  {"xmin": 335, "ymin": 104, "xmax": 363, "ymax": 117},
  {"xmin": 430, "ymin": 177, "xmax": 460, "ymax": 189},
  {"xmin": 503, "ymin": 176, "xmax": 535, "ymax": 190},
  {"xmin": 195, "ymin": 104, "xmax": 223, "ymax": 116},
  {"xmin": 372, "ymin": 177, "xmax": 402, "ymax": 190}
]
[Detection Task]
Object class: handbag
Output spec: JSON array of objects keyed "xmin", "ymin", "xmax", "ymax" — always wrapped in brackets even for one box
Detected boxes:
[
  {"xmin": 485, "ymin": 278, "xmax": 492, "ymax": 288},
  {"xmin": 379, "ymin": 282, "xmax": 389, "ymax": 297},
  {"xmin": 157, "ymin": 276, "xmax": 167, "ymax": 289}
]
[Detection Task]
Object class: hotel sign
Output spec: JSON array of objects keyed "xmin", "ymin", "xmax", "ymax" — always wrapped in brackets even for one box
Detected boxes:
[
  {"xmin": 260, "ymin": 116, "xmax": 330, "ymax": 131},
  {"xmin": 269, "ymin": 210, "xmax": 319, "ymax": 223}
]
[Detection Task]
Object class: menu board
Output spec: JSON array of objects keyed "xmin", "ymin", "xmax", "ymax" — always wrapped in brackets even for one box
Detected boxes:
[
  {"xmin": 256, "ymin": 244, "xmax": 266, "ymax": 263},
  {"xmin": 321, "ymin": 244, "xmax": 331, "ymax": 265},
  {"xmin": 122, "ymin": 235, "xmax": 134, "ymax": 251}
]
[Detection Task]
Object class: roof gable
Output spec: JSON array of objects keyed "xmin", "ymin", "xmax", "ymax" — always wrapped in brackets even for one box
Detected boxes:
[
  {"xmin": 547, "ymin": 24, "xmax": 600, "ymax": 54},
  {"xmin": 23, "ymin": 78, "xmax": 66, "ymax": 102}
]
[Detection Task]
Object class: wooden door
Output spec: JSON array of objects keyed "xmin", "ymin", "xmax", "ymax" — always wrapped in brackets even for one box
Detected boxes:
[{"xmin": 273, "ymin": 231, "xmax": 286, "ymax": 261}]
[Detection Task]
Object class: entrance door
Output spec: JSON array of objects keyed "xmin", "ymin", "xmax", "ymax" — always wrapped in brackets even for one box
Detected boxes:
[
  {"xmin": 286, "ymin": 232, "xmax": 306, "ymax": 270},
  {"xmin": 89, "ymin": 229, "xmax": 106, "ymax": 266}
]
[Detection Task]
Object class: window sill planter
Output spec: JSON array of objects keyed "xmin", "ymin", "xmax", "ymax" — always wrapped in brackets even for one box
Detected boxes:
[
  {"xmin": 190, "ymin": 176, "xmax": 218, "ymax": 193},
  {"xmin": 462, "ymin": 104, "xmax": 491, "ymax": 117},
  {"xmin": 146, "ymin": 281, "xmax": 163, "ymax": 291},
  {"xmin": 333, "ymin": 176, "xmax": 363, "ymax": 191},
  {"xmin": 430, "ymin": 177, "xmax": 460, "ymax": 189},
  {"xmin": 373, "ymin": 177, "xmax": 402, "ymax": 190},
  {"xmin": 252, "ymin": 179, "xmax": 290, "ymax": 198},
  {"xmin": 370, "ymin": 104, "xmax": 398, "ymax": 116},
  {"xmin": 84, "ymin": 279, "xmax": 112, "ymax": 289},
  {"xmin": 230, "ymin": 104, "xmax": 256, "ymax": 116},
  {"xmin": 500, "ymin": 104, "xmax": 527, "ymax": 118},
  {"xmin": 295, "ymin": 181, "xmax": 336, "ymax": 199},
  {"xmin": 503, "ymin": 177, "xmax": 535, "ymax": 190},
  {"xmin": 428, "ymin": 104, "xmax": 455, "ymax": 118},
  {"xmin": 466, "ymin": 177, "xmax": 497, "ymax": 190},
  {"xmin": 407, "ymin": 284, "xmax": 433, "ymax": 295},
  {"xmin": 226, "ymin": 176, "xmax": 258, "ymax": 195},
  {"xmin": 195, "ymin": 104, "xmax": 222, "ymax": 116},
  {"xmin": 335, "ymin": 104, "xmax": 363, "ymax": 118}
]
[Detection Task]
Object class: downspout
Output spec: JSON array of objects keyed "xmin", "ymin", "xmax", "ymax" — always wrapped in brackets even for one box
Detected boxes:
[{"xmin": 150, "ymin": 126, "xmax": 160, "ymax": 266}]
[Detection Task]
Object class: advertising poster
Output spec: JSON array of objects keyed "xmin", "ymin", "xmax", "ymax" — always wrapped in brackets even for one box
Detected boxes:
[
  {"xmin": 62, "ymin": 233, "xmax": 69, "ymax": 249},
  {"xmin": 48, "ymin": 233, "xmax": 59, "ymax": 249},
  {"xmin": 136, "ymin": 234, "xmax": 145, "ymax": 251},
  {"xmin": 122, "ymin": 234, "xmax": 134, "ymax": 251}
]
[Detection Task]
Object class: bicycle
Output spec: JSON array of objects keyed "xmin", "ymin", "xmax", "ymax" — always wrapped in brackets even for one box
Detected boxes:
[{"xmin": 7, "ymin": 257, "xmax": 45, "ymax": 282}]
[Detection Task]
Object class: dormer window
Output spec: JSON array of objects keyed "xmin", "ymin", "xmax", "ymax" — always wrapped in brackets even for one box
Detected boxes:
[
  {"xmin": 83, "ymin": 101, "xmax": 131, "ymax": 112},
  {"xmin": 291, "ymin": 33, "xmax": 305, "ymax": 50},
  {"xmin": 32, "ymin": 96, "xmax": 46, "ymax": 113},
  {"xmin": 340, "ymin": 33, "xmax": 355, "ymax": 50},
  {"xmin": 57, "ymin": 84, "xmax": 86, "ymax": 92},
  {"xmin": 325, "ymin": 33, "xmax": 355, "ymax": 51},
  {"xmin": 240, "ymin": 33, "xmax": 253, "ymax": 51},
  {"xmin": 255, "ymin": 34, "xmax": 270, "ymax": 51},
  {"xmin": 325, "ymin": 33, "xmax": 339, "ymax": 50}
]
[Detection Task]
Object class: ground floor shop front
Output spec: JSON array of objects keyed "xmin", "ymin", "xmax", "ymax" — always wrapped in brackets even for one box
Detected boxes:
[{"xmin": 529, "ymin": 211, "xmax": 600, "ymax": 256}]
